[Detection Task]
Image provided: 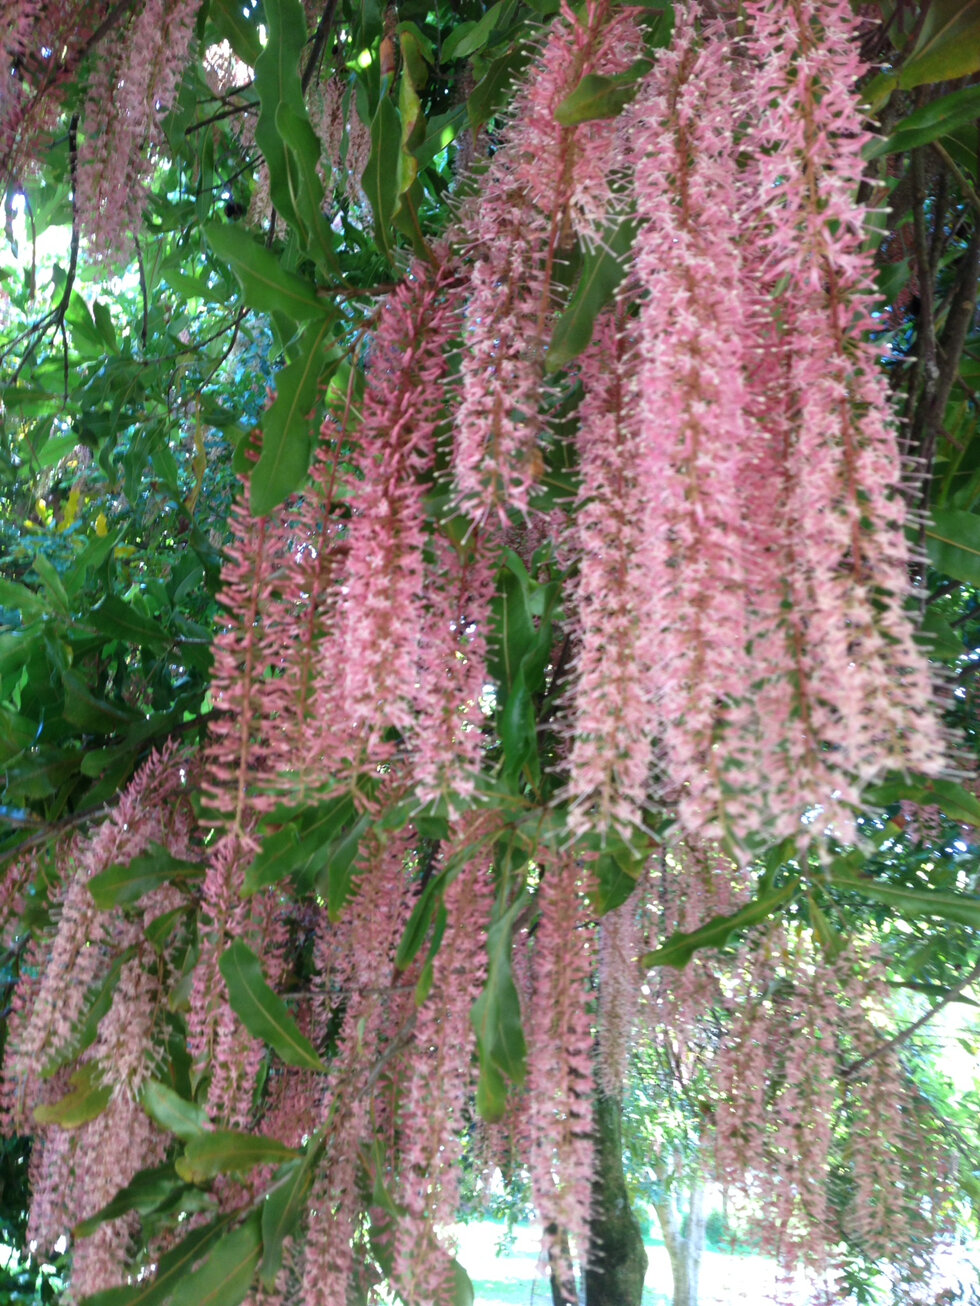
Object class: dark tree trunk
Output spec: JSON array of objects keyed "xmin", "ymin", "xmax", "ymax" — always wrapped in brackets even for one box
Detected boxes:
[
  {"xmin": 584, "ymin": 1093, "xmax": 648, "ymax": 1306},
  {"xmin": 652, "ymin": 1174, "xmax": 706, "ymax": 1306},
  {"xmin": 547, "ymin": 1226, "xmax": 579, "ymax": 1305}
]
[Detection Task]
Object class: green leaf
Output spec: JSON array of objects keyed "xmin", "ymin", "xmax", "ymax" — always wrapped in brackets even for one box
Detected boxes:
[
  {"xmin": 397, "ymin": 871, "xmax": 447, "ymax": 969},
  {"xmin": 244, "ymin": 793, "xmax": 357, "ymax": 895},
  {"xmin": 554, "ymin": 67, "xmax": 644, "ymax": 125},
  {"xmin": 642, "ymin": 878, "xmax": 800, "ymax": 969},
  {"xmin": 168, "ymin": 1210, "xmax": 262, "ymax": 1306},
  {"xmin": 497, "ymin": 666, "xmax": 537, "ymax": 783},
  {"xmin": 894, "ymin": 0, "xmax": 980, "ymax": 90},
  {"xmin": 0, "ymin": 578, "xmax": 50, "ymax": 618},
  {"xmin": 0, "ymin": 707, "xmax": 37, "ymax": 761},
  {"xmin": 204, "ymin": 225, "xmax": 329, "ymax": 321},
  {"xmin": 34, "ymin": 1062, "xmax": 111, "ymax": 1129},
  {"xmin": 831, "ymin": 869, "xmax": 980, "ymax": 930},
  {"xmin": 89, "ymin": 595, "xmax": 170, "ymax": 648},
  {"xmin": 251, "ymin": 316, "xmax": 337, "ymax": 515},
  {"xmin": 452, "ymin": 1260, "xmax": 475, "ymax": 1306},
  {"xmin": 219, "ymin": 939, "xmax": 328, "ymax": 1071},
  {"xmin": 140, "ymin": 1080, "xmax": 210, "ymax": 1142},
  {"xmin": 926, "ymin": 508, "xmax": 980, "ymax": 586},
  {"xmin": 93, "ymin": 300, "xmax": 118, "ymax": 352},
  {"xmin": 467, "ymin": 43, "xmax": 533, "ymax": 131},
  {"xmin": 74, "ymin": 1164, "xmax": 184, "ymax": 1238},
  {"xmin": 547, "ymin": 219, "xmax": 635, "ymax": 370},
  {"xmin": 807, "ymin": 893, "xmax": 844, "ymax": 959},
  {"xmin": 61, "ymin": 669, "xmax": 139, "ymax": 734},
  {"xmin": 209, "ymin": 0, "xmax": 263, "ymax": 65},
  {"xmin": 592, "ymin": 846, "xmax": 642, "ymax": 915},
  {"xmin": 244, "ymin": 826, "xmax": 301, "ymax": 894},
  {"xmin": 88, "ymin": 843, "xmax": 203, "ymax": 909},
  {"xmin": 81, "ymin": 1216, "xmax": 236, "ymax": 1306},
  {"xmin": 254, "ymin": 0, "xmax": 338, "ymax": 267},
  {"xmin": 362, "ymin": 96, "xmax": 414, "ymax": 264},
  {"xmin": 313, "ymin": 813, "xmax": 370, "ymax": 917},
  {"xmin": 260, "ymin": 1142, "xmax": 321, "ymax": 1288},
  {"xmin": 471, "ymin": 890, "xmax": 527, "ymax": 1120},
  {"xmin": 443, "ymin": 2, "xmax": 507, "ymax": 59},
  {"xmin": 867, "ymin": 84, "xmax": 980, "ymax": 158},
  {"xmin": 864, "ymin": 775, "xmax": 980, "ymax": 828},
  {"xmin": 32, "ymin": 551, "xmax": 70, "ymax": 613},
  {"xmin": 176, "ymin": 1131, "xmax": 297, "ymax": 1184},
  {"xmin": 920, "ymin": 607, "xmax": 964, "ymax": 661}
]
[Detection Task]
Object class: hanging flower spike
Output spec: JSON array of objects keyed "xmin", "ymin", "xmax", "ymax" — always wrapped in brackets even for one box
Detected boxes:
[
  {"xmin": 452, "ymin": 0, "xmax": 639, "ymax": 521},
  {"xmin": 739, "ymin": 0, "xmax": 945, "ymax": 841},
  {"xmin": 628, "ymin": 8, "xmax": 760, "ymax": 848},
  {"xmin": 301, "ymin": 824, "xmax": 418, "ymax": 1304},
  {"xmin": 392, "ymin": 857, "xmax": 494, "ymax": 1305},
  {"xmin": 76, "ymin": 0, "xmax": 200, "ymax": 262},
  {"xmin": 203, "ymin": 493, "xmax": 294, "ymax": 830},
  {"xmin": 340, "ymin": 254, "xmax": 464, "ymax": 758},
  {"xmin": 411, "ymin": 530, "xmax": 496, "ymax": 809},
  {"xmin": 526, "ymin": 854, "xmax": 595, "ymax": 1276},
  {"xmin": 260, "ymin": 442, "xmax": 354, "ymax": 801},
  {"xmin": 566, "ymin": 310, "xmax": 656, "ymax": 837}
]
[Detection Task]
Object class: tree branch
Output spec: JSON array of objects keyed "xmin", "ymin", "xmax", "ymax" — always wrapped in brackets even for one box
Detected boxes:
[
  {"xmin": 843, "ymin": 956, "xmax": 980, "ymax": 1080},
  {"xmin": 931, "ymin": 140, "xmax": 980, "ymax": 221},
  {"xmin": 302, "ymin": 0, "xmax": 342, "ymax": 93}
]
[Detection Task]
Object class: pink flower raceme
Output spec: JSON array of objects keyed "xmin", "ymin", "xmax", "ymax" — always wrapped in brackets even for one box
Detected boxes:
[
  {"xmin": 411, "ymin": 531, "xmax": 496, "ymax": 808},
  {"xmin": 340, "ymin": 254, "xmax": 463, "ymax": 755},
  {"xmin": 734, "ymin": 0, "xmax": 945, "ymax": 844},
  {"xmin": 453, "ymin": 0, "xmax": 640, "ymax": 521},
  {"xmin": 204, "ymin": 497, "xmax": 290, "ymax": 829},
  {"xmin": 526, "ymin": 854, "xmax": 595, "ymax": 1267},
  {"xmin": 566, "ymin": 311, "xmax": 656, "ymax": 835},
  {"xmin": 392, "ymin": 856, "xmax": 494, "ymax": 1304},
  {"xmin": 627, "ymin": 11, "xmax": 761, "ymax": 845},
  {"xmin": 76, "ymin": 0, "xmax": 200, "ymax": 261}
]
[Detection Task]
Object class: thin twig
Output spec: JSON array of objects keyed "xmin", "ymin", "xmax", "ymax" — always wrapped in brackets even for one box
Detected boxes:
[
  {"xmin": 843, "ymin": 956, "xmax": 980, "ymax": 1080},
  {"xmin": 302, "ymin": 0, "xmax": 341, "ymax": 93},
  {"xmin": 931, "ymin": 140, "xmax": 980, "ymax": 221},
  {"xmin": 4, "ymin": 115, "xmax": 81, "ymax": 378},
  {"xmin": 134, "ymin": 234, "xmax": 148, "ymax": 351},
  {"xmin": 185, "ymin": 99, "xmax": 257, "ymax": 137}
]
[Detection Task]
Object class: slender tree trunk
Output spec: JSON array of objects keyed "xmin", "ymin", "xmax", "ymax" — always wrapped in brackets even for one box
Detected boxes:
[
  {"xmin": 584, "ymin": 1093, "xmax": 648, "ymax": 1306},
  {"xmin": 652, "ymin": 1173, "xmax": 706, "ymax": 1306},
  {"xmin": 547, "ymin": 1226, "xmax": 579, "ymax": 1306}
]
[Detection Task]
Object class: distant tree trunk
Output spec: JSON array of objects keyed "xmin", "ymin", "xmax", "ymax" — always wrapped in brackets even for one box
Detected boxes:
[
  {"xmin": 584, "ymin": 1093, "xmax": 648, "ymax": 1306},
  {"xmin": 652, "ymin": 1171, "xmax": 706, "ymax": 1306},
  {"xmin": 547, "ymin": 1226, "xmax": 579, "ymax": 1305}
]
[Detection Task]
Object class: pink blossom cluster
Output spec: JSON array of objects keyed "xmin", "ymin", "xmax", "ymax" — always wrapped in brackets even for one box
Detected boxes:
[
  {"xmin": 563, "ymin": 0, "xmax": 944, "ymax": 849},
  {"xmin": 526, "ymin": 855, "xmax": 595, "ymax": 1266},
  {"xmin": 0, "ymin": 747, "xmax": 189, "ymax": 1289},
  {"xmin": 452, "ymin": 0, "xmax": 641, "ymax": 520},
  {"xmin": 632, "ymin": 842, "xmax": 955, "ymax": 1285},
  {"xmin": 392, "ymin": 856, "xmax": 494, "ymax": 1304},
  {"xmin": 75, "ymin": 0, "xmax": 200, "ymax": 262},
  {"xmin": 341, "ymin": 255, "xmax": 464, "ymax": 753},
  {"xmin": 566, "ymin": 314, "xmax": 656, "ymax": 835},
  {"xmin": 0, "ymin": 0, "xmax": 101, "ymax": 180}
]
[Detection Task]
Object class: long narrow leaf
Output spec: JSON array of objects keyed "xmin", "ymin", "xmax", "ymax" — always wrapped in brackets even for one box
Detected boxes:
[{"xmin": 219, "ymin": 939, "xmax": 327, "ymax": 1071}]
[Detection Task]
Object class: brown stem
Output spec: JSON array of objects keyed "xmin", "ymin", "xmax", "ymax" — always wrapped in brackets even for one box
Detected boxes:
[
  {"xmin": 302, "ymin": 0, "xmax": 342, "ymax": 92},
  {"xmin": 843, "ymin": 956, "xmax": 980, "ymax": 1080}
]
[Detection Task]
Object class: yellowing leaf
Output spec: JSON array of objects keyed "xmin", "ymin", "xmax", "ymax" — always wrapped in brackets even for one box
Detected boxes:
[{"xmin": 59, "ymin": 485, "xmax": 82, "ymax": 531}]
